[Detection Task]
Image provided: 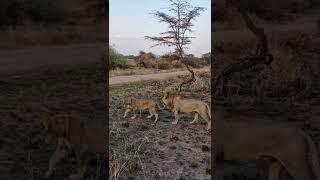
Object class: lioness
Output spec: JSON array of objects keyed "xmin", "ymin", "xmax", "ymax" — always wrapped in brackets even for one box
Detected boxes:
[
  {"xmin": 216, "ymin": 114, "xmax": 320, "ymax": 180},
  {"xmin": 123, "ymin": 96, "xmax": 160, "ymax": 123},
  {"xmin": 41, "ymin": 115, "xmax": 106, "ymax": 180},
  {"xmin": 162, "ymin": 91, "xmax": 211, "ymax": 130}
]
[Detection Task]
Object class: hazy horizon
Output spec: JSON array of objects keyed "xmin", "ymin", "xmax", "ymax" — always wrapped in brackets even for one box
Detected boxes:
[{"xmin": 110, "ymin": 0, "xmax": 211, "ymax": 57}]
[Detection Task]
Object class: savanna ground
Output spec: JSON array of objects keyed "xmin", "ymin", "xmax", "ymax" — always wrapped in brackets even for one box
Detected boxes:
[
  {"xmin": 213, "ymin": 3, "xmax": 320, "ymax": 179},
  {"xmin": 0, "ymin": 1, "xmax": 109, "ymax": 179},
  {"xmin": 109, "ymin": 73, "xmax": 211, "ymax": 180},
  {"xmin": 0, "ymin": 63, "xmax": 107, "ymax": 180}
]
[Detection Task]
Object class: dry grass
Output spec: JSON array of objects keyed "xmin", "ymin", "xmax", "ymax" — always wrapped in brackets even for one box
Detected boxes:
[
  {"xmin": 213, "ymin": 30, "xmax": 318, "ymax": 104},
  {"xmin": 109, "ymin": 125, "xmax": 150, "ymax": 180},
  {"xmin": 0, "ymin": 22, "xmax": 106, "ymax": 49}
]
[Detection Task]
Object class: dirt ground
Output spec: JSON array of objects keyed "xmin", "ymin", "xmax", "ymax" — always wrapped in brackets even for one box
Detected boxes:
[
  {"xmin": 109, "ymin": 75, "xmax": 211, "ymax": 180},
  {"xmin": 0, "ymin": 63, "xmax": 107, "ymax": 180},
  {"xmin": 109, "ymin": 66, "xmax": 210, "ymax": 86}
]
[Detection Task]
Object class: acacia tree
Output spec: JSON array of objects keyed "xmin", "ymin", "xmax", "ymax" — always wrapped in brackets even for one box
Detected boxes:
[{"xmin": 145, "ymin": 0, "xmax": 205, "ymax": 91}]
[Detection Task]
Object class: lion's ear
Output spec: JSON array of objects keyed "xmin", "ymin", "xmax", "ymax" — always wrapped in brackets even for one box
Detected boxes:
[{"xmin": 163, "ymin": 92, "xmax": 169, "ymax": 99}]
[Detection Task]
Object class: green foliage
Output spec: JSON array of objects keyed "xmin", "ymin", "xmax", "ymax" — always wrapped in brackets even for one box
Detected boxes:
[
  {"xmin": 190, "ymin": 160, "xmax": 199, "ymax": 168},
  {"xmin": 109, "ymin": 47, "xmax": 128, "ymax": 70}
]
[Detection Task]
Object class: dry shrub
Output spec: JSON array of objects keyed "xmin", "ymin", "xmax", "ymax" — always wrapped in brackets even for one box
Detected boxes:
[
  {"xmin": 135, "ymin": 51, "xmax": 208, "ymax": 70},
  {"xmin": 135, "ymin": 51, "xmax": 158, "ymax": 68},
  {"xmin": 191, "ymin": 71, "xmax": 211, "ymax": 92},
  {"xmin": 214, "ymin": 31, "xmax": 314, "ymax": 102},
  {"xmin": 185, "ymin": 59, "xmax": 209, "ymax": 68},
  {"xmin": 136, "ymin": 52, "xmax": 183, "ymax": 69},
  {"xmin": 157, "ymin": 60, "xmax": 172, "ymax": 69},
  {"xmin": 109, "ymin": 135, "xmax": 149, "ymax": 180},
  {"xmin": 163, "ymin": 71, "xmax": 210, "ymax": 94}
]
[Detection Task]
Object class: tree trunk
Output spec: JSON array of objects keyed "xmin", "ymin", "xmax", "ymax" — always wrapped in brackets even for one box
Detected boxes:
[{"xmin": 178, "ymin": 52, "xmax": 196, "ymax": 92}]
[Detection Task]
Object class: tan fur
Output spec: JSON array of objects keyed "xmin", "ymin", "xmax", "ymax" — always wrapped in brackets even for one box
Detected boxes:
[
  {"xmin": 123, "ymin": 96, "xmax": 159, "ymax": 123},
  {"xmin": 162, "ymin": 91, "xmax": 211, "ymax": 130},
  {"xmin": 41, "ymin": 115, "xmax": 106, "ymax": 180},
  {"xmin": 216, "ymin": 116, "xmax": 320, "ymax": 180}
]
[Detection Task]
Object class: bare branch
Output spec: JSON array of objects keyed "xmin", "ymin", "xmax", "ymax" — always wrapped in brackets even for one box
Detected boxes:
[{"xmin": 212, "ymin": 0, "xmax": 274, "ymax": 94}]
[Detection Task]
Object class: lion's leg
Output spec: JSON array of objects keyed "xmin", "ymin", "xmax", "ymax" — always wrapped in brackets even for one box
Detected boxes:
[
  {"xmin": 131, "ymin": 110, "xmax": 138, "ymax": 119},
  {"xmin": 190, "ymin": 113, "xmax": 199, "ymax": 124},
  {"xmin": 147, "ymin": 113, "xmax": 153, "ymax": 118},
  {"xmin": 95, "ymin": 154, "xmax": 102, "ymax": 180},
  {"xmin": 44, "ymin": 146, "xmax": 68, "ymax": 178},
  {"xmin": 268, "ymin": 161, "xmax": 281, "ymax": 180},
  {"xmin": 172, "ymin": 110, "xmax": 179, "ymax": 124},
  {"xmin": 153, "ymin": 113, "xmax": 159, "ymax": 123},
  {"xmin": 273, "ymin": 146, "xmax": 314, "ymax": 180},
  {"xmin": 206, "ymin": 120, "xmax": 211, "ymax": 131},
  {"xmin": 283, "ymin": 157, "xmax": 314, "ymax": 180},
  {"xmin": 123, "ymin": 108, "xmax": 131, "ymax": 118},
  {"xmin": 69, "ymin": 165, "xmax": 87, "ymax": 180},
  {"xmin": 147, "ymin": 108, "xmax": 156, "ymax": 119},
  {"xmin": 198, "ymin": 109, "xmax": 211, "ymax": 130},
  {"xmin": 70, "ymin": 152, "xmax": 88, "ymax": 180}
]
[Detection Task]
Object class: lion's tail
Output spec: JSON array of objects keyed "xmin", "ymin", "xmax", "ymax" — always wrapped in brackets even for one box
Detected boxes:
[
  {"xmin": 302, "ymin": 131, "xmax": 320, "ymax": 180},
  {"xmin": 206, "ymin": 104, "xmax": 211, "ymax": 120}
]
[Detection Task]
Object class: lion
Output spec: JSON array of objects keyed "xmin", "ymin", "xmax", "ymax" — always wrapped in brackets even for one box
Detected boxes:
[
  {"xmin": 41, "ymin": 114, "xmax": 106, "ymax": 180},
  {"xmin": 162, "ymin": 91, "xmax": 211, "ymax": 130},
  {"xmin": 123, "ymin": 96, "xmax": 161, "ymax": 123},
  {"xmin": 216, "ymin": 114, "xmax": 320, "ymax": 180}
]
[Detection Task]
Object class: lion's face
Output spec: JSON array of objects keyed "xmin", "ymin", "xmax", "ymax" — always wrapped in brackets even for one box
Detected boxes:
[
  {"xmin": 123, "ymin": 96, "xmax": 134, "ymax": 108},
  {"xmin": 162, "ymin": 92, "xmax": 173, "ymax": 108}
]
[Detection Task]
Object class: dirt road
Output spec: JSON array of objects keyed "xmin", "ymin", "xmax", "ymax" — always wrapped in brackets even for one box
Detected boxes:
[
  {"xmin": 109, "ymin": 66, "xmax": 210, "ymax": 86},
  {"xmin": 0, "ymin": 19, "xmax": 317, "ymax": 78},
  {"xmin": 0, "ymin": 43, "xmax": 106, "ymax": 76}
]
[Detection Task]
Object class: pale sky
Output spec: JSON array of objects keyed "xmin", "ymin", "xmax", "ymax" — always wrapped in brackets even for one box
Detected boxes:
[{"xmin": 110, "ymin": 0, "xmax": 211, "ymax": 57}]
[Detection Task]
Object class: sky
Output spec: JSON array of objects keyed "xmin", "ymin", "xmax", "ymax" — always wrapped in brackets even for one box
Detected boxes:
[{"xmin": 109, "ymin": 0, "xmax": 211, "ymax": 57}]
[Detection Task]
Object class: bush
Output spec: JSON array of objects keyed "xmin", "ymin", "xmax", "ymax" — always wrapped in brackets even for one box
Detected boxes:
[
  {"xmin": 0, "ymin": 0, "xmax": 66, "ymax": 28},
  {"xmin": 157, "ymin": 61, "xmax": 172, "ymax": 69},
  {"xmin": 25, "ymin": 0, "xmax": 66, "ymax": 23},
  {"xmin": 109, "ymin": 47, "xmax": 128, "ymax": 70}
]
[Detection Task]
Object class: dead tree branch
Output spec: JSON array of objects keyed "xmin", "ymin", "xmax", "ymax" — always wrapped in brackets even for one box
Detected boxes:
[{"xmin": 212, "ymin": 1, "xmax": 274, "ymax": 94}]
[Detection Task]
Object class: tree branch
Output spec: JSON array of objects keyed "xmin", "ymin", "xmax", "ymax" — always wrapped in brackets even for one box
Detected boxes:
[{"xmin": 213, "ymin": 1, "xmax": 273, "ymax": 94}]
